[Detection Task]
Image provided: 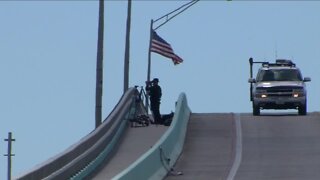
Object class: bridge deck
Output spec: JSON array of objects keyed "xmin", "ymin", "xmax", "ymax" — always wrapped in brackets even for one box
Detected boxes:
[
  {"xmin": 90, "ymin": 112, "xmax": 320, "ymax": 180},
  {"xmin": 166, "ymin": 112, "xmax": 320, "ymax": 180},
  {"xmin": 91, "ymin": 124, "xmax": 168, "ymax": 180},
  {"xmin": 166, "ymin": 113, "xmax": 235, "ymax": 180}
]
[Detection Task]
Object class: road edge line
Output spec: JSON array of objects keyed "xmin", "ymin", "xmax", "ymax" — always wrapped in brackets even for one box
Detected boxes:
[{"xmin": 226, "ymin": 113, "xmax": 242, "ymax": 180}]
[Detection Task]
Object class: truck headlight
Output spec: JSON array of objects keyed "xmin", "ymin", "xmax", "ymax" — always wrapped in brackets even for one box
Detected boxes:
[
  {"xmin": 293, "ymin": 89, "xmax": 304, "ymax": 98},
  {"xmin": 255, "ymin": 90, "xmax": 267, "ymax": 98}
]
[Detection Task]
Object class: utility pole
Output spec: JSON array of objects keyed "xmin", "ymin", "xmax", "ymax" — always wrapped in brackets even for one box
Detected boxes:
[
  {"xmin": 123, "ymin": 0, "xmax": 132, "ymax": 93},
  {"xmin": 95, "ymin": 0, "xmax": 104, "ymax": 128},
  {"xmin": 4, "ymin": 132, "xmax": 15, "ymax": 180}
]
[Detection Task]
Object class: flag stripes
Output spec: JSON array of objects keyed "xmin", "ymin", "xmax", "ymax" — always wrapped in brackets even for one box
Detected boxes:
[{"xmin": 150, "ymin": 30, "xmax": 183, "ymax": 65}]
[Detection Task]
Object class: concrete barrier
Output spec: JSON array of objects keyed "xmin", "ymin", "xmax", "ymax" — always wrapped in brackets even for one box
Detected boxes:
[{"xmin": 112, "ymin": 92, "xmax": 191, "ymax": 180}]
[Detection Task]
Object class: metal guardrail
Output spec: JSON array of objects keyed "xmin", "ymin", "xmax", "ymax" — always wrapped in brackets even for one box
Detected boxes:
[
  {"xmin": 112, "ymin": 92, "xmax": 191, "ymax": 180},
  {"xmin": 15, "ymin": 88, "xmax": 141, "ymax": 180}
]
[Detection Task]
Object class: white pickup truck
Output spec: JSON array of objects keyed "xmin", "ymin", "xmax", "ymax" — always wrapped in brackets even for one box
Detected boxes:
[{"xmin": 248, "ymin": 59, "xmax": 311, "ymax": 116}]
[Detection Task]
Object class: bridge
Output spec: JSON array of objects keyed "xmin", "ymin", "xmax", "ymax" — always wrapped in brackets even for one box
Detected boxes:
[{"xmin": 15, "ymin": 88, "xmax": 320, "ymax": 180}]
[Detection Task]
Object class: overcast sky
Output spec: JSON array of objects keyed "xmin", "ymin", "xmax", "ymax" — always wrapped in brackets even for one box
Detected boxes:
[{"xmin": 1, "ymin": 1, "xmax": 320, "ymax": 177}]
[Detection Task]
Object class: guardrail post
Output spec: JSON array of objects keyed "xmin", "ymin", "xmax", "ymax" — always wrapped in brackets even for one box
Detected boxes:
[{"xmin": 4, "ymin": 132, "xmax": 15, "ymax": 180}]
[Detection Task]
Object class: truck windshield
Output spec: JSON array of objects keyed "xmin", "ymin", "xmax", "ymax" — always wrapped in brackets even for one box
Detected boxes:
[{"xmin": 257, "ymin": 69, "xmax": 302, "ymax": 82}]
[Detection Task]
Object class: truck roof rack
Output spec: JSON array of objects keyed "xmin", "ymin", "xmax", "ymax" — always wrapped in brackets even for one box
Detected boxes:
[{"xmin": 261, "ymin": 59, "xmax": 296, "ymax": 68}]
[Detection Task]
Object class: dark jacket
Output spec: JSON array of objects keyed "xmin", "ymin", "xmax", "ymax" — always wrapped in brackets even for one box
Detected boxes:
[{"xmin": 146, "ymin": 84, "xmax": 162, "ymax": 103}]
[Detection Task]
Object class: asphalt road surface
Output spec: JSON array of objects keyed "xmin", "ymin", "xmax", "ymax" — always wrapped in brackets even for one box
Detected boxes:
[
  {"xmin": 91, "ymin": 124, "xmax": 168, "ymax": 180},
  {"xmin": 166, "ymin": 112, "xmax": 320, "ymax": 180}
]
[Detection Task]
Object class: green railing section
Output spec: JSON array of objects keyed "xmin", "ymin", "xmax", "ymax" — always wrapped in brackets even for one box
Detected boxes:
[
  {"xmin": 69, "ymin": 106, "xmax": 135, "ymax": 180},
  {"xmin": 16, "ymin": 88, "xmax": 139, "ymax": 180},
  {"xmin": 112, "ymin": 92, "xmax": 191, "ymax": 180}
]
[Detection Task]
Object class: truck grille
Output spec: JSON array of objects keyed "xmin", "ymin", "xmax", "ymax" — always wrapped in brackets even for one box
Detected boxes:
[
  {"xmin": 258, "ymin": 86, "xmax": 303, "ymax": 97},
  {"xmin": 267, "ymin": 89, "xmax": 292, "ymax": 93},
  {"xmin": 267, "ymin": 92, "xmax": 292, "ymax": 97}
]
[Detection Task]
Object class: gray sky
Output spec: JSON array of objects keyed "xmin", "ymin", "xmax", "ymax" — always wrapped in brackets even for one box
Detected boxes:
[{"xmin": 1, "ymin": 1, "xmax": 319, "ymax": 177}]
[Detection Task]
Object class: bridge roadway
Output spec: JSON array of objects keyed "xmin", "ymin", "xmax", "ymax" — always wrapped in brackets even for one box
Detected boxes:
[
  {"xmin": 91, "ymin": 124, "xmax": 168, "ymax": 179},
  {"xmin": 90, "ymin": 112, "xmax": 320, "ymax": 179},
  {"xmin": 166, "ymin": 112, "xmax": 320, "ymax": 180}
]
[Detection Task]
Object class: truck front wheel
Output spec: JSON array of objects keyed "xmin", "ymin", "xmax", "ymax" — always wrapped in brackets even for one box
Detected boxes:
[
  {"xmin": 253, "ymin": 104, "xmax": 260, "ymax": 116},
  {"xmin": 298, "ymin": 104, "xmax": 307, "ymax": 116}
]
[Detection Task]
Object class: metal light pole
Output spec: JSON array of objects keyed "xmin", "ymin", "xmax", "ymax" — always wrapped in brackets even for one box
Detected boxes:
[
  {"xmin": 146, "ymin": 0, "xmax": 199, "ymax": 84},
  {"xmin": 145, "ymin": 19, "xmax": 153, "ymax": 113},
  {"xmin": 123, "ymin": 0, "xmax": 132, "ymax": 93},
  {"xmin": 146, "ymin": 19, "xmax": 153, "ymax": 84},
  {"xmin": 4, "ymin": 132, "xmax": 15, "ymax": 180},
  {"xmin": 146, "ymin": 0, "xmax": 199, "ymax": 113},
  {"xmin": 95, "ymin": 0, "xmax": 104, "ymax": 128}
]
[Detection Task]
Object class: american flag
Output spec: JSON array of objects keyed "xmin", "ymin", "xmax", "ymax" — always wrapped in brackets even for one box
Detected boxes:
[{"xmin": 150, "ymin": 30, "xmax": 183, "ymax": 65}]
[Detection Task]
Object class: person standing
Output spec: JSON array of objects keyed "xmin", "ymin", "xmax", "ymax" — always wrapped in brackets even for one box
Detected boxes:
[{"xmin": 146, "ymin": 78, "xmax": 162, "ymax": 124}]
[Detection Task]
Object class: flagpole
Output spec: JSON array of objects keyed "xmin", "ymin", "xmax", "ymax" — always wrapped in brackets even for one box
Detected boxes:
[{"xmin": 146, "ymin": 19, "xmax": 153, "ymax": 113}]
